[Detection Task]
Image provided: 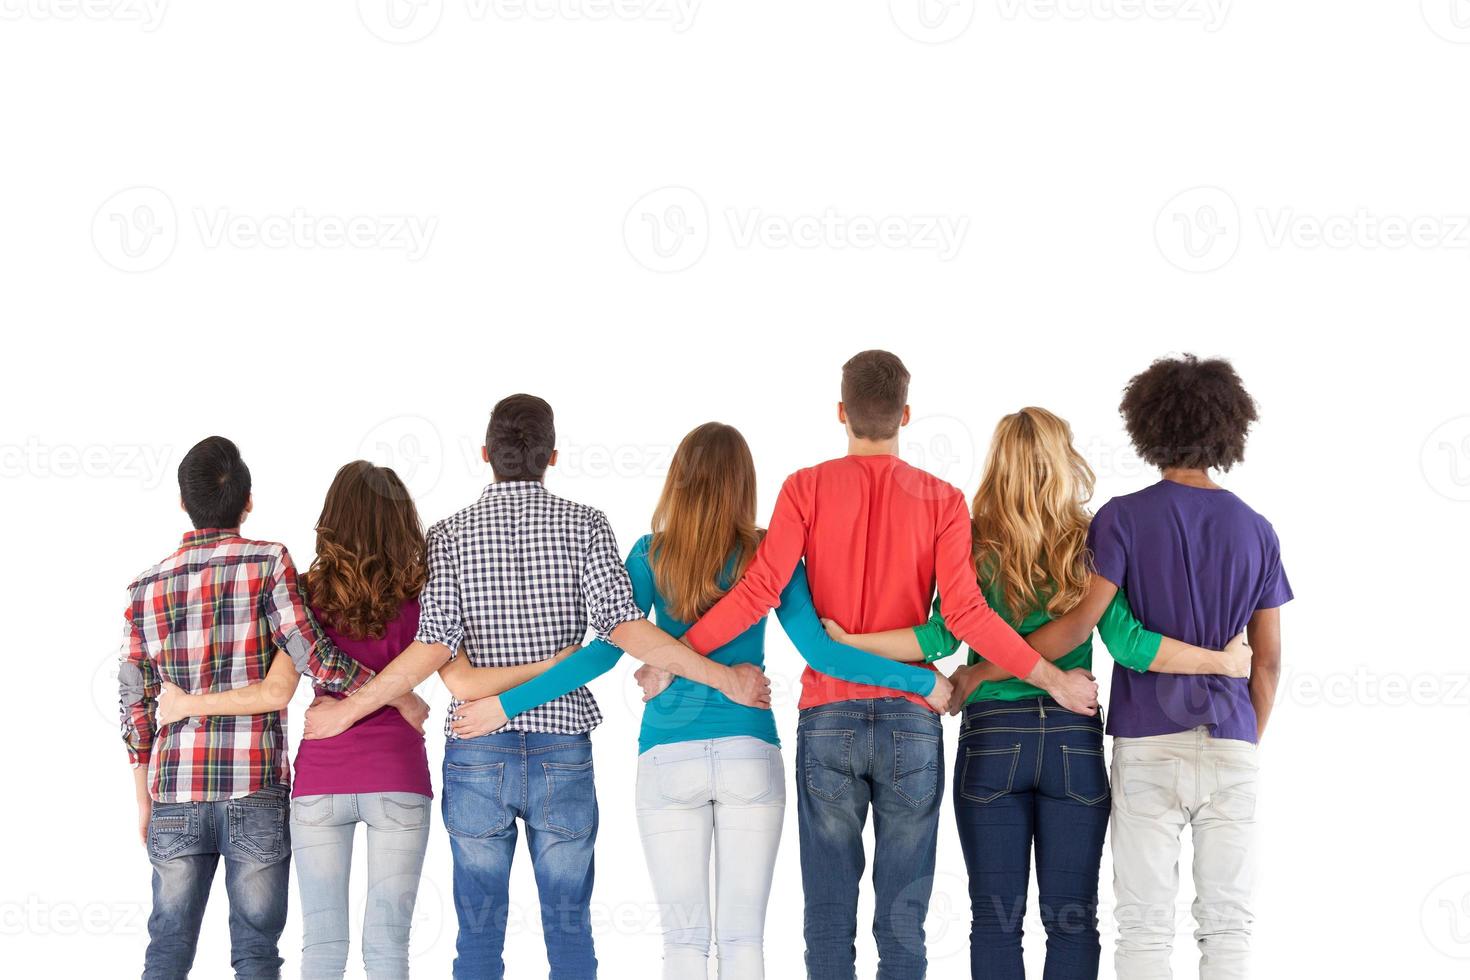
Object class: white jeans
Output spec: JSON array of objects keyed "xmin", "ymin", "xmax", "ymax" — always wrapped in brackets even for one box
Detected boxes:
[
  {"xmin": 635, "ymin": 736, "xmax": 786, "ymax": 980},
  {"xmin": 1110, "ymin": 727, "xmax": 1260, "ymax": 980}
]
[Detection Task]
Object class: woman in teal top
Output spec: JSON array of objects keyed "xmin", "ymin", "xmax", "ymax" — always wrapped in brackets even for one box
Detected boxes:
[
  {"xmin": 827, "ymin": 408, "xmax": 1248, "ymax": 980},
  {"xmin": 448, "ymin": 422, "xmax": 933, "ymax": 980}
]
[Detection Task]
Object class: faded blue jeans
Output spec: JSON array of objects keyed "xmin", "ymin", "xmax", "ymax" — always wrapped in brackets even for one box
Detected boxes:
[
  {"xmin": 290, "ymin": 791, "xmax": 432, "ymax": 979},
  {"xmin": 443, "ymin": 731, "xmax": 599, "ymax": 980},
  {"xmin": 797, "ymin": 698, "xmax": 944, "ymax": 980},
  {"xmin": 142, "ymin": 783, "xmax": 291, "ymax": 980}
]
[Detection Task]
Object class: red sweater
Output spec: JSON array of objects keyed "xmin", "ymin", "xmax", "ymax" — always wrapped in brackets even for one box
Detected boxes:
[{"xmin": 684, "ymin": 454, "xmax": 1040, "ymax": 711}]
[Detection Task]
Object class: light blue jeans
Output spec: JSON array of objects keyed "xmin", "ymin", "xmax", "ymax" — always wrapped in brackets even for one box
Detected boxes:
[
  {"xmin": 635, "ymin": 736, "xmax": 786, "ymax": 980},
  {"xmin": 290, "ymin": 791, "xmax": 432, "ymax": 980}
]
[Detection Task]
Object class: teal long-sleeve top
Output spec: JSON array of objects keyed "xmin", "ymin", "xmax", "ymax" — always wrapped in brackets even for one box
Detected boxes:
[{"xmin": 499, "ymin": 534, "xmax": 936, "ymax": 754}]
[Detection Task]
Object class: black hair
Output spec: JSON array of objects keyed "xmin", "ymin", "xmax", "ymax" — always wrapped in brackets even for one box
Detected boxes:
[
  {"xmin": 486, "ymin": 394, "xmax": 556, "ymax": 481},
  {"xmin": 1119, "ymin": 354, "xmax": 1258, "ymax": 472},
  {"xmin": 178, "ymin": 436, "xmax": 251, "ymax": 529}
]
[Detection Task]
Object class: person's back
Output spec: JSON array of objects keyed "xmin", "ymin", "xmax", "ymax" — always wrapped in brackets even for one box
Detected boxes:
[
  {"xmin": 1091, "ymin": 355, "xmax": 1291, "ymax": 980},
  {"xmin": 428, "ymin": 478, "xmax": 620, "ymax": 736},
  {"xmin": 1094, "ymin": 480, "xmax": 1290, "ymax": 741},
  {"xmin": 680, "ymin": 352, "xmax": 1096, "ymax": 980},
  {"xmin": 119, "ymin": 436, "xmax": 373, "ymax": 980},
  {"xmin": 783, "ymin": 453, "xmax": 964, "ymax": 708}
]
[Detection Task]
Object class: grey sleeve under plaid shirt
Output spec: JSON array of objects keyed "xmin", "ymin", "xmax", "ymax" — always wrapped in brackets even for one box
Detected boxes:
[{"xmin": 415, "ymin": 482, "xmax": 643, "ymax": 735}]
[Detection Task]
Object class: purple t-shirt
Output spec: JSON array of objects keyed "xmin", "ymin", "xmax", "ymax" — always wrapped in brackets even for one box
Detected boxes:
[
  {"xmin": 291, "ymin": 599, "xmax": 433, "ymax": 799},
  {"xmin": 1089, "ymin": 480, "xmax": 1292, "ymax": 744}
]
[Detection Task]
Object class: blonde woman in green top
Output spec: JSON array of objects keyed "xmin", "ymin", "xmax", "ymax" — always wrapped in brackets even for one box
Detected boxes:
[{"xmin": 823, "ymin": 407, "xmax": 1247, "ymax": 980}]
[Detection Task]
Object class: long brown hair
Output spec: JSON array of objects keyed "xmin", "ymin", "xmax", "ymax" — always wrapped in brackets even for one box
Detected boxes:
[
  {"xmin": 649, "ymin": 423, "xmax": 763, "ymax": 622},
  {"xmin": 970, "ymin": 408, "xmax": 1095, "ymax": 622},
  {"xmin": 302, "ymin": 461, "xmax": 428, "ymax": 640}
]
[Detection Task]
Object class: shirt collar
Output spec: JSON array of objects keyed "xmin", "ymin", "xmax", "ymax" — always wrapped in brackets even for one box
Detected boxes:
[
  {"xmin": 481, "ymin": 480, "xmax": 546, "ymax": 498},
  {"xmin": 181, "ymin": 528, "xmax": 241, "ymax": 547}
]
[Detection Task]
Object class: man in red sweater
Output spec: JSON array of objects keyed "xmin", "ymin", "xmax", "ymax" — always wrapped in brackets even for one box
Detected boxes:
[{"xmin": 680, "ymin": 351, "xmax": 1099, "ymax": 979}]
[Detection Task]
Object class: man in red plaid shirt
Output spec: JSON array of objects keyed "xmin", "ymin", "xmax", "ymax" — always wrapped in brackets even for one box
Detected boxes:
[{"xmin": 118, "ymin": 436, "xmax": 377, "ymax": 980}]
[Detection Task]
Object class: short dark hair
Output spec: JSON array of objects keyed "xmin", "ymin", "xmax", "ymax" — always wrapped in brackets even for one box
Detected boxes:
[
  {"xmin": 841, "ymin": 350, "xmax": 910, "ymax": 440},
  {"xmin": 486, "ymin": 394, "xmax": 556, "ymax": 481},
  {"xmin": 178, "ymin": 436, "xmax": 251, "ymax": 529},
  {"xmin": 1119, "ymin": 354, "xmax": 1258, "ymax": 471}
]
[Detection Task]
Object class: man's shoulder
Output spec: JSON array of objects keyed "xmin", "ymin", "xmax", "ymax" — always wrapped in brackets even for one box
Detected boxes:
[{"xmin": 127, "ymin": 536, "xmax": 285, "ymax": 592}]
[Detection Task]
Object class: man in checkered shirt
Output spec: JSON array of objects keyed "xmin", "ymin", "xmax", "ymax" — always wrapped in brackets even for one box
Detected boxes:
[{"xmin": 304, "ymin": 394, "xmax": 771, "ymax": 980}]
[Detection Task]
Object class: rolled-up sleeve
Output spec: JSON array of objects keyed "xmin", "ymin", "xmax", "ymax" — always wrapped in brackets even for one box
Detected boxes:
[
  {"xmin": 415, "ymin": 520, "xmax": 466, "ymax": 657},
  {"xmin": 582, "ymin": 513, "xmax": 643, "ymax": 641},
  {"xmin": 118, "ymin": 604, "xmax": 157, "ymax": 768}
]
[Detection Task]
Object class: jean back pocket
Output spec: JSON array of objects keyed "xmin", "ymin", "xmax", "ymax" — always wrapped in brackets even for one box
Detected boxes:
[
  {"xmin": 801, "ymin": 729, "xmax": 855, "ymax": 802},
  {"xmin": 1061, "ymin": 745, "xmax": 1110, "ymax": 806},
  {"xmin": 959, "ymin": 744, "xmax": 1021, "ymax": 804},
  {"xmin": 892, "ymin": 730, "xmax": 940, "ymax": 808},
  {"xmin": 542, "ymin": 760, "xmax": 597, "ymax": 840},
  {"xmin": 148, "ymin": 803, "xmax": 202, "ymax": 861},
  {"xmin": 444, "ymin": 760, "xmax": 511, "ymax": 839}
]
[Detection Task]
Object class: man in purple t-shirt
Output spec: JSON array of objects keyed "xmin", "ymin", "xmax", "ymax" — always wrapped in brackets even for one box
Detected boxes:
[{"xmin": 1091, "ymin": 355, "xmax": 1291, "ymax": 980}]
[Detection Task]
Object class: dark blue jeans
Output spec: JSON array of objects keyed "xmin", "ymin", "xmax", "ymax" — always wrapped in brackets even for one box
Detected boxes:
[
  {"xmin": 797, "ymin": 698, "xmax": 944, "ymax": 980},
  {"xmin": 954, "ymin": 698, "xmax": 1109, "ymax": 980},
  {"xmin": 142, "ymin": 783, "xmax": 291, "ymax": 980},
  {"xmin": 443, "ymin": 731, "xmax": 599, "ymax": 980}
]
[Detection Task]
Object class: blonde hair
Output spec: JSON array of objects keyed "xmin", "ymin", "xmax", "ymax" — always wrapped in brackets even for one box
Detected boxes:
[
  {"xmin": 649, "ymin": 423, "xmax": 763, "ymax": 622},
  {"xmin": 970, "ymin": 407, "xmax": 1096, "ymax": 622}
]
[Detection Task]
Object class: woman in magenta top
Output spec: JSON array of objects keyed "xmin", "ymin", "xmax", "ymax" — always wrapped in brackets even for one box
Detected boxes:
[{"xmin": 157, "ymin": 461, "xmax": 435, "ymax": 979}]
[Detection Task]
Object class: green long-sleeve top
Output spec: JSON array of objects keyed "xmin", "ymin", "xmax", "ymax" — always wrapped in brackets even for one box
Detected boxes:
[
  {"xmin": 500, "ymin": 534, "xmax": 937, "ymax": 753},
  {"xmin": 918, "ymin": 584, "xmax": 1162, "ymax": 705}
]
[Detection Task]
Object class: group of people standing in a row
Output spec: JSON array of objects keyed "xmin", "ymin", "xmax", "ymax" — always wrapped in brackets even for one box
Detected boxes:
[{"xmin": 119, "ymin": 349, "xmax": 1289, "ymax": 980}]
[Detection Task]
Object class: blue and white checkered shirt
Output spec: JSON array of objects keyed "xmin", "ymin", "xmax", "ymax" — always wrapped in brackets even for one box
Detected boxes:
[{"xmin": 416, "ymin": 481, "xmax": 643, "ymax": 736}]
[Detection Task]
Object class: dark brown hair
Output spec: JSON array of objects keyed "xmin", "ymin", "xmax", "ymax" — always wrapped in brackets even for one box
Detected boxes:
[
  {"xmin": 487, "ymin": 394, "xmax": 556, "ymax": 481},
  {"xmin": 1119, "ymin": 354, "xmax": 1258, "ymax": 472},
  {"xmin": 841, "ymin": 350, "xmax": 910, "ymax": 440},
  {"xmin": 649, "ymin": 423, "xmax": 762, "ymax": 621},
  {"xmin": 302, "ymin": 461, "xmax": 427, "ymax": 640}
]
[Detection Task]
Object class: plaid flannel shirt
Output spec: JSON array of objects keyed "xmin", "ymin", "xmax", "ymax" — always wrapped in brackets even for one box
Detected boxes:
[
  {"xmin": 118, "ymin": 529, "xmax": 375, "ymax": 802},
  {"xmin": 415, "ymin": 481, "xmax": 643, "ymax": 737}
]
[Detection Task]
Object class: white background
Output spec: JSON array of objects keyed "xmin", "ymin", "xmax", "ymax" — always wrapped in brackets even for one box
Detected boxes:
[{"xmin": 2, "ymin": 2, "xmax": 1467, "ymax": 977}]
